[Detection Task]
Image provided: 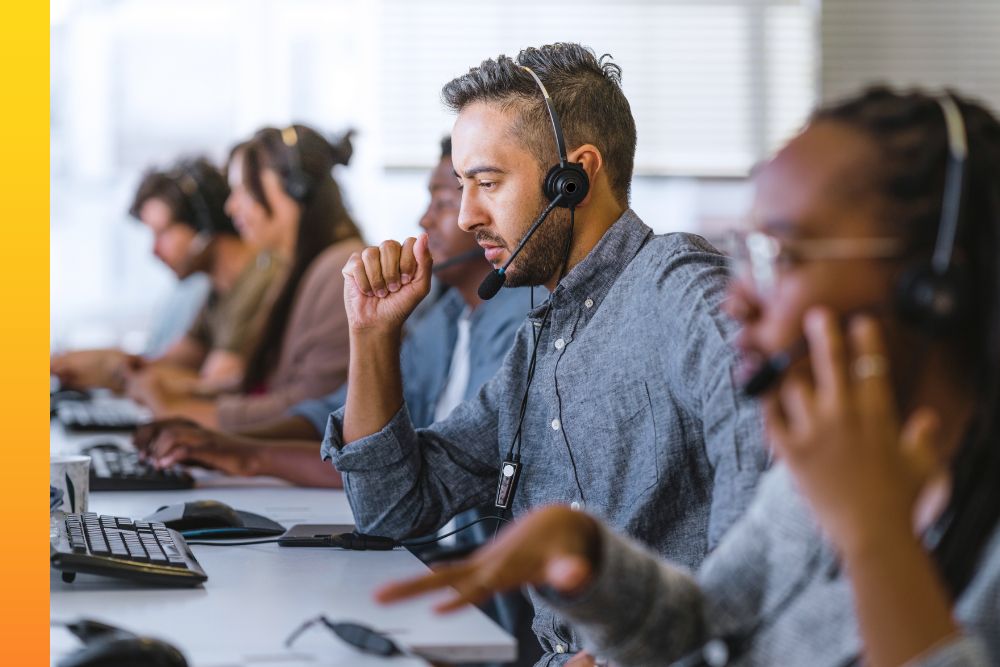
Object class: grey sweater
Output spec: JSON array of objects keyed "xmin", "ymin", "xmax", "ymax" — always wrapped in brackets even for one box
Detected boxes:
[{"xmin": 546, "ymin": 465, "xmax": 1000, "ymax": 666}]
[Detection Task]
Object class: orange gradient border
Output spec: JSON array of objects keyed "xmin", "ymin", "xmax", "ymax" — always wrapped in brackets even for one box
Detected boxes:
[{"xmin": 0, "ymin": 0, "xmax": 49, "ymax": 663}]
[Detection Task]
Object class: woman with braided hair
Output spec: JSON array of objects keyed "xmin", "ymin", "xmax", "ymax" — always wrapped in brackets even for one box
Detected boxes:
[{"xmin": 376, "ymin": 87, "xmax": 1000, "ymax": 667}]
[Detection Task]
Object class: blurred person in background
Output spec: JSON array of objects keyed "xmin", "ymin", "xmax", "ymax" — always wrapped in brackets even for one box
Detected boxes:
[
  {"xmin": 52, "ymin": 157, "xmax": 279, "ymax": 396},
  {"xmin": 127, "ymin": 126, "xmax": 364, "ymax": 431},
  {"xmin": 132, "ymin": 137, "xmax": 531, "ymax": 488}
]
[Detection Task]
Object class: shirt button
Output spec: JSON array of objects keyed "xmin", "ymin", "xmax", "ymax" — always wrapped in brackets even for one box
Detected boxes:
[
  {"xmin": 554, "ymin": 338, "xmax": 565, "ymax": 350},
  {"xmin": 555, "ymin": 644, "xmax": 566, "ymax": 654},
  {"xmin": 551, "ymin": 418, "xmax": 561, "ymax": 431},
  {"xmin": 584, "ymin": 298, "xmax": 594, "ymax": 309},
  {"xmin": 570, "ymin": 501, "xmax": 581, "ymax": 511}
]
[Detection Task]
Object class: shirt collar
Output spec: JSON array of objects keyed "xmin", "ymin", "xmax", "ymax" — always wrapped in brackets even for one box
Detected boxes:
[
  {"xmin": 528, "ymin": 208, "xmax": 652, "ymax": 319},
  {"xmin": 436, "ymin": 287, "xmax": 467, "ymax": 321}
]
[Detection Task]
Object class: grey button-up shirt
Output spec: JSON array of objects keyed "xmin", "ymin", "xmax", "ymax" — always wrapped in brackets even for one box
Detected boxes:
[{"xmin": 323, "ymin": 209, "xmax": 768, "ymax": 665}]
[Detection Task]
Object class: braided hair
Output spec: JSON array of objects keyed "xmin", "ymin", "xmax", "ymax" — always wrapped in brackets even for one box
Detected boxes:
[{"xmin": 814, "ymin": 87, "xmax": 1000, "ymax": 596}]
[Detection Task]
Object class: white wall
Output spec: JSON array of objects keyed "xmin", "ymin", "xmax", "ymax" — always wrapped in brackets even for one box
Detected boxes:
[{"xmin": 50, "ymin": 0, "xmax": 810, "ymax": 349}]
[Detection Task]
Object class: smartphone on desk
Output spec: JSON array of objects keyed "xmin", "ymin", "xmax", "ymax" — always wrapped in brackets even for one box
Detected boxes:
[{"xmin": 278, "ymin": 523, "xmax": 356, "ymax": 547}]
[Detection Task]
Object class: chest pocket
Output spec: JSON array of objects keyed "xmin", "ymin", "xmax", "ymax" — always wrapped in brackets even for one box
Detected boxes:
[{"xmin": 560, "ymin": 378, "xmax": 660, "ymax": 512}]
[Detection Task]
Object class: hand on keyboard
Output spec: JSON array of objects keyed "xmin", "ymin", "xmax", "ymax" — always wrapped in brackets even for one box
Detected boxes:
[
  {"xmin": 134, "ymin": 420, "xmax": 254, "ymax": 476},
  {"xmin": 84, "ymin": 442, "xmax": 194, "ymax": 491}
]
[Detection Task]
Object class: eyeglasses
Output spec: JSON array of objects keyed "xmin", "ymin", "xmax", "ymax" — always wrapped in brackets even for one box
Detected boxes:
[
  {"xmin": 724, "ymin": 229, "xmax": 907, "ymax": 296},
  {"xmin": 285, "ymin": 615, "xmax": 403, "ymax": 657}
]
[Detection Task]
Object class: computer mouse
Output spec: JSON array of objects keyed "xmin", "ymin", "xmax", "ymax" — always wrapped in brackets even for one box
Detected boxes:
[
  {"xmin": 147, "ymin": 500, "xmax": 244, "ymax": 530},
  {"xmin": 81, "ymin": 441, "xmax": 126, "ymax": 453},
  {"xmin": 57, "ymin": 635, "xmax": 188, "ymax": 667}
]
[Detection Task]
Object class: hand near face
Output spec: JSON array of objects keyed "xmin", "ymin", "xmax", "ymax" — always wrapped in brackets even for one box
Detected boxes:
[
  {"xmin": 375, "ymin": 505, "xmax": 600, "ymax": 613},
  {"xmin": 342, "ymin": 234, "xmax": 433, "ymax": 335},
  {"xmin": 763, "ymin": 308, "xmax": 944, "ymax": 556}
]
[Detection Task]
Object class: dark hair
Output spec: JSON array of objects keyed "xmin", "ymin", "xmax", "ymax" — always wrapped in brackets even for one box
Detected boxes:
[
  {"xmin": 440, "ymin": 135, "xmax": 452, "ymax": 159},
  {"xmin": 814, "ymin": 87, "xmax": 1000, "ymax": 596},
  {"xmin": 441, "ymin": 42, "xmax": 636, "ymax": 206},
  {"xmin": 233, "ymin": 124, "xmax": 362, "ymax": 390},
  {"xmin": 129, "ymin": 157, "xmax": 236, "ymax": 236}
]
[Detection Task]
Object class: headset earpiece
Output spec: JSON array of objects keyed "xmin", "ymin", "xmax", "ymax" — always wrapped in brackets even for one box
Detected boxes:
[
  {"xmin": 895, "ymin": 264, "xmax": 967, "ymax": 335},
  {"xmin": 282, "ymin": 170, "xmax": 312, "ymax": 204},
  {"xmin": 544, "ymin": 162, "xmax": 589, "ymax": 208}
]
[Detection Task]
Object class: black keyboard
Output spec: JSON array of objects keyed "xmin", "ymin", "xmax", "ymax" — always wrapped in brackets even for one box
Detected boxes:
[
  {"xmin": 57, "ymin": 399, "xmax": 148, "ymax": 432},
  {"xmin": 51, "ymin": 512, "xmax": 208, "ymax": 587},
  {"xmin": 85, "ymin": 443, "xmax": 194, "ymax": 491}
]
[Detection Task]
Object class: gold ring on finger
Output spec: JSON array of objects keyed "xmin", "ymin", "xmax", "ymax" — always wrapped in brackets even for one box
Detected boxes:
[{"xmin": 851, "ymin": 353, "xmax": 888, "ymax": 380}]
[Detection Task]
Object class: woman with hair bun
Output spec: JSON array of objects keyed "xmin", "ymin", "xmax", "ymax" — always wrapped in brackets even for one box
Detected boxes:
[{"xmin": 130, "ymin": 125, "xmax": 364, "ymax": 431}]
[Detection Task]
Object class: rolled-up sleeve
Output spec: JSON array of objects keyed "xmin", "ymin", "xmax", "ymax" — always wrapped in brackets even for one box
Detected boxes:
[{"xmin": 321, "ymin": 366, "xmax": 510, "ymax": 540}]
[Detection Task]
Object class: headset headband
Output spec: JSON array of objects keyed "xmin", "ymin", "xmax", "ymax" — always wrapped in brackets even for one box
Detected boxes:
[
  {"xmin": 280, "ymin": 125, "xmax": 303, "ymax": 171},
  {"xmin": 168, "ymin": 163, "xmax": 215, "ymax": 234},
  {"xmin": 520, "ymin": 66, "xmax": 569, "ymax": 167},
  {"xmin": 933, "ymin": 95, "xmax": 968, "ymax": 276}
]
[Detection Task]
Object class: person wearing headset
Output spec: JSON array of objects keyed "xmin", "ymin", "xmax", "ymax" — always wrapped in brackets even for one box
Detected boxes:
[
  {"xmin": 51, "ymin": 157, "xmax": 279, "ymax": 396},
  {"xmin": 325, "ymin": 43, "xmax": 768, "ymax": 664},
  {"xmin": 127, "ymin": 126, "xmax": 366, "ymax": 431},
  {"xmin": 377, "ymin": 88, "xmax": 1000, "ymax": 667},
  {"xmin": 131, "ymin": 137, "xmax": 531, "ymax": 488}
]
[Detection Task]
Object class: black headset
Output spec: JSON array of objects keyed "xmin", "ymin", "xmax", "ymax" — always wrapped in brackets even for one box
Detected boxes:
[
  {"xmin": 279, "ymin": 125, "xmax": 314, "ymax": 204},
  {"xmin": 477, "ymin": 65, "xmax": 591, "ymax": 300},
  {"xmin": 167, "ymin": 163, "xmax": 216, "ymax": 235},
  {"xmin": 491, "ymin": 65, "xmax": 592, "ymax": 513},
  {"xmin": 895, "ymin": 94, "xmax": 970, "ymax": 334}
]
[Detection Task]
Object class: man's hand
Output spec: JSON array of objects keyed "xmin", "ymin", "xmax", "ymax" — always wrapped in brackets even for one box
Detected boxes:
[
  {"xmin": 133, "ymin": 417, "xmax": 202, "ymax": 452},
  {"xmin": 124, "ymin": 366, "xmax": 170, "ymax": 411},
  {"xmin": 375, "ymin": 505, "xmax": 600, "ymax": 613},
  {"xmin": 342, "ymin": 234, "xmax": 433, "ymax": 335},
  {"xmin": 51, "ymin": 349, "xmax": 133, "ymax": 391},
  {"xmin": 134, "ymin": 418, "xmax": 254, "ymax": 476}
]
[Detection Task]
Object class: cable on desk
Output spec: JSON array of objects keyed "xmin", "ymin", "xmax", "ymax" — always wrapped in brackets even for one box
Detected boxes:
[
  {"xmin": 186, "ymin": 515, "xmax": 511, "ymax": 549},
  {"xmin": 186, "ymin": 538, "xmax": 282, "ymax": 546}
]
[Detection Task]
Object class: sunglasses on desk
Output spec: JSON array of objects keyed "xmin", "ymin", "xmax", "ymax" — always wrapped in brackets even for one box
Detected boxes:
[{"xmin": 285, "ymin": 615, "xmax": 403, "ymax": 657}]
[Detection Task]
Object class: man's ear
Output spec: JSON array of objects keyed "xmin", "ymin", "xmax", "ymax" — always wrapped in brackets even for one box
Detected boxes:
[
  {"xmin": 568, "ymin": 144, "xmax": 603, "ymax": 181},
  {"xmin": 566, "ymin": 144, "xmax": 603, "ymax": 207}
]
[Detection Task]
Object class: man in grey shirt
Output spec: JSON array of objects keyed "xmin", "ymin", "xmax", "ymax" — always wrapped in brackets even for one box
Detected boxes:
[{"xmin": 326, "ymin": 43, "xmax": 767, "ymax": 664}]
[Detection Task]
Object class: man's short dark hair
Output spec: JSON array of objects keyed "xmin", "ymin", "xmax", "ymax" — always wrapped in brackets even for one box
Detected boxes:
[
  {"xmin": 129, "ymin": 157, "xmax": 237, "ymax": 236},
  {"xmin": 442, "ymin": 42, "xmax": 636, "ymax": 205}
]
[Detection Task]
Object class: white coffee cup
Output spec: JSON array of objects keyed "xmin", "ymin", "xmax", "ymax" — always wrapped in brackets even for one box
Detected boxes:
[{"xmin": 50, "ymin": 454, "xmax": 91, "ymax": 514}]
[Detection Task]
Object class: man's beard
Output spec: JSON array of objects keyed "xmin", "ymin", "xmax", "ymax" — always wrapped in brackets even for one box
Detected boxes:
[{"xmin": 476, "ymin": 201, "xmax": 573, "ymax": 289}]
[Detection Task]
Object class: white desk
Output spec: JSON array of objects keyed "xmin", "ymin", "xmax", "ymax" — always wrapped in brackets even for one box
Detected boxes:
[{"xmin": 50, "ymin": 425, "xmax": 516, "ymax": 666}]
